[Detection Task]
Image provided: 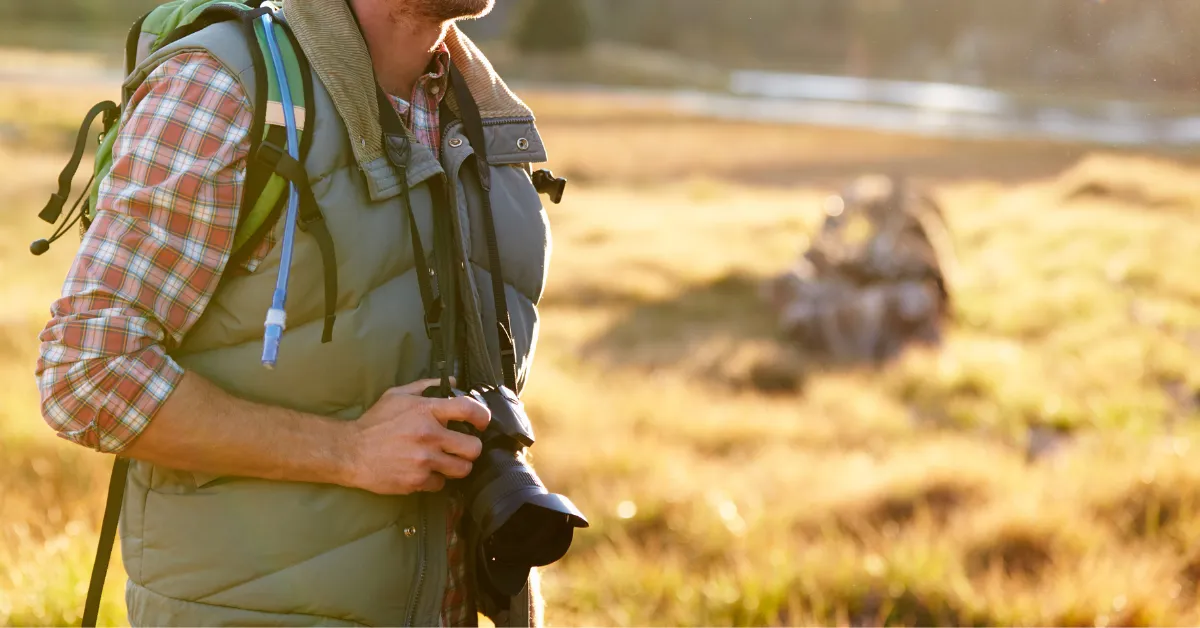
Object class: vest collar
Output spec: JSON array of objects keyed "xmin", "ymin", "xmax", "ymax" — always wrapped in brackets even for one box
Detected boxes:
[{"xmin": 283, "ymin": 2, "xmax": 546, "ymax": 201}]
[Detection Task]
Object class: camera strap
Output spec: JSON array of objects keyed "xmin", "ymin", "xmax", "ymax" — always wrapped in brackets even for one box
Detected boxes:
[
  {"xmin": 369, "ymin": 57, "xmax": 520, "ymax": 395},
  {"xmin": 449, "ymin": 65, "xmax": 519, "ymax": 392},
  {"xmin": 376, "ymin": 85, "xmax": 455, "ymax": 395}
]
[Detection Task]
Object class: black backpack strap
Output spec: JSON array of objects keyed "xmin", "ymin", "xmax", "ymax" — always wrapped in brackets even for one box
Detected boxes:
[
  {"xmin": 30, "ymin": 101, "xmax": 119, "ymax": 257},
  {"xmin": 81, "ymin": 457, "xmax": 130, "ymax": 628},
  {"xmin": 39, "ymin": 101, "xmax": 119, "ymax": 226},
  {"xmin": 122, "ymin": 12, "xmax": 151, "ymax": 81},
  {"xmin": 448, "ymin": 65, "xmax": 518, "ymax": 393}
]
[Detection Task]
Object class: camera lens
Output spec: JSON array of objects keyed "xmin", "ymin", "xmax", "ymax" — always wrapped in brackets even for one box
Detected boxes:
[{"xmin": 459, "ymin": 387, "xmax": 588, "ymax": 597}]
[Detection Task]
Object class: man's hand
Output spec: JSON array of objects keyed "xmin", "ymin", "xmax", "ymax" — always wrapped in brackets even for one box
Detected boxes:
[
  {"xmin": 121, "ymin": 372, "xmax": 490, "ymax": 497},
  {"xmin": 346, "ymin": 379, "xmax": 492, "ymax": 495}
]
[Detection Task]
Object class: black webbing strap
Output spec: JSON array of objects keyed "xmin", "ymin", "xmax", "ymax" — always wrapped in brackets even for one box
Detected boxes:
[
  {"xmin": 377, "ymin": 86, "xmax": 453, "ymax": 393},
  {"xmin": 123, "ymin": 12, "xmax": 150, "ymax": 79},
  {"xmin": 449, "ymin": 65, "xmax": 518, "ymax": 392},
  {"xmin": 257, "ymin": 141, "xmax": 338, "ymax": 343},
  {"xmin": 40, "ymin": 101, "xmax": 119, "ymax": 225},
  {"xmin": 428, "ymin": 181, "xmax": 457, "ymax": 392},
  {"xmin": 81, "ymin": 457, "xmax": 129, "ymax": 628}
]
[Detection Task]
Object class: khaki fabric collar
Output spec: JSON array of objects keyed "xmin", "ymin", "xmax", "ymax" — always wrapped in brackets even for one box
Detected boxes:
[{"xmin": 283, "ymin": 1, "xmax": 535, "ymax": 173}]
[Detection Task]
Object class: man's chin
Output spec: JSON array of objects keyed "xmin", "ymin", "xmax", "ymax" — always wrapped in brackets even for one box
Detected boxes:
[
  {"xmin": 459, "ymin": 0, "xmax": 496, "ymax": 20},
  {"xmin": 428, "ymin": 0, "xmax": 495, "ymax": 22}
]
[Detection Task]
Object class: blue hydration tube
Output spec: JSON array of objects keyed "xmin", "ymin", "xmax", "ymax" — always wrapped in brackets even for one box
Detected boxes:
[{"xmin": 259, "ymin": 8, "xmax": 302, "ymax": 369}]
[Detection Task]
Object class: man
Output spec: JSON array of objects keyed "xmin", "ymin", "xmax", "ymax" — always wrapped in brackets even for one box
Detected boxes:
[{"xmin": 36, "ymin": 0, "xmax": 555, "ymax": 625}]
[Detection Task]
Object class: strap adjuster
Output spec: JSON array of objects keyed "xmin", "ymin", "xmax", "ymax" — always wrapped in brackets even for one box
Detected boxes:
[
  {"xmin": 385, "ymin": 134, "xmax": 411, "ymax": 169},
  {"xmin": 257, "ymin": 140, "xmax": 286, "ymax": 167},
  {"xmin": 297, "ymin": 209, "xmax": 324, "ymax": 232},
  {"xmin": 423, "ymin": 297, "xmax": 445, "ymax": 339}
]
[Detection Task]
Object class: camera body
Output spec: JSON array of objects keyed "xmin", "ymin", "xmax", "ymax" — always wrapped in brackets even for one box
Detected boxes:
[
  {"xmin": 427, "ymin": 385, "xmax": 536, "ymax": 451},
  {"xmin": 422, "ymin": 383, "xmax": 588, "ymax": 598}
]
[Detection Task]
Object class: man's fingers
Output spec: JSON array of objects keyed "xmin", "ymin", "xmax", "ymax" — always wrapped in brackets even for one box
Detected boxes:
[
  {"xmin": 429, "ymin": 452, "xmax": 473, "ymax": 480},
  {"xmin": 439, "ymin": 429, "xmax": 484, "ymax": 462},
  {"xmin": 392, "ymin": 377, "xmax": 457, "ymax": 397},
  {"xmin": 429, "ymin": 396, "xmax": 491, "ymax": 432},
  {"xmin": 418, "ymin": 473, "xmax": 447, "ymax": 493}
]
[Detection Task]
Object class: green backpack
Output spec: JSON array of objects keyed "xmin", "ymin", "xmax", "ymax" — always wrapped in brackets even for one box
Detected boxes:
[{"xmin": 32, "ymin": 0, "xmax": 313, "ymax": 269}]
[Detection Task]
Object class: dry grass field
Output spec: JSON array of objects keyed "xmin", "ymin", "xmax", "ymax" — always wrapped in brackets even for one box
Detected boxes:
[{"xmin": 4, "ymin": 51, "xmax": 1200, "ymax": 626}]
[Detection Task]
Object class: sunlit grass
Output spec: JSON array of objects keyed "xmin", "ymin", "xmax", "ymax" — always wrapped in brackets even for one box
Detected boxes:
[{"xmin": 3, "ymin": 79, "xmax": 1200, "ymax": 626}]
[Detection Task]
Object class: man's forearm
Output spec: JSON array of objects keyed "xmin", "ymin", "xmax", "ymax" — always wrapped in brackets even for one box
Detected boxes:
[{"xmin": 122, "ymin": 370, "xmax": 355, "ymax": 487}]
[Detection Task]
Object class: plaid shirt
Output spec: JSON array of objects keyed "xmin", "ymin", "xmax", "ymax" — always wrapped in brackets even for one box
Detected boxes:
[{"xmin": 35, "ymin": 44, "xmax": 474, "ymax": 626}]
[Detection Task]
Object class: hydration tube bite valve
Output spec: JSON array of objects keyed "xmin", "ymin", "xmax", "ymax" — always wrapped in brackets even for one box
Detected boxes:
[{"xmin": 258, "ymin": 7, "xmax": 302, "ymax": 369}]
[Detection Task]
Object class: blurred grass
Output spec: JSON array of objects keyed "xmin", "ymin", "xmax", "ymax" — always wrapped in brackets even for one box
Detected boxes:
[{"xmin": 3, "ymin": 51, "xmax": 1200, "ymax": 627}]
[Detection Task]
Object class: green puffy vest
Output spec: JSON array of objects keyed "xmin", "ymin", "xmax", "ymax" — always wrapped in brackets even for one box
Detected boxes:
[{"xmin": 115, "ymin": 17, "xmax": 552, "ymax": 628}]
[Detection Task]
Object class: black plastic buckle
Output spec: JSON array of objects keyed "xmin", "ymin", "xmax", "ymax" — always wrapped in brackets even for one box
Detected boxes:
[
  {"xmin": 101, "ymin": 106, "xmax": 120, "ymax": 132},
  {"xmin": 532, "ymin": 169, "xmax": 567, "ymax": 204}
]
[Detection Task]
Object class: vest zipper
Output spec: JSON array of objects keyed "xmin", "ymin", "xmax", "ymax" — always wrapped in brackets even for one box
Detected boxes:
[{"xmin": 404, "ymin": 495, "xmax": 429, "ymax": 627}]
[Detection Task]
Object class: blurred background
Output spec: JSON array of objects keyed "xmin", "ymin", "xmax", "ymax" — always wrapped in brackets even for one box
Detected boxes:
[{"xmin": 3, "ymin": 1, "xmax": 1200, "ymax": 626}]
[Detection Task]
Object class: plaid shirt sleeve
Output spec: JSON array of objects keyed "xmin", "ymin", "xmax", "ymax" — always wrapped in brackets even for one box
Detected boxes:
[{"xmin": 35, "ymin": 52, "xmax": 256, "ymax": 454}]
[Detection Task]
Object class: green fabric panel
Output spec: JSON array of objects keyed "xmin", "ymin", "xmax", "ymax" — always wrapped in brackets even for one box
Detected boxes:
[
  {"xmin": 251, "ymin": 19, "xmax": 283, "ymax": 105},
  {"xmin": 276, "ymin": 27, "xmax": 306, "ymax": 113},
  {"xmin": 141, "ymin": 0, "xmax": 248, "ymax": 49},
  {"xmin": 87, "ymin": 128, "xmax": 118, "ymax": 222},
  {"xmin": 251, "ymin": 17, "xmax": 306, "ymax": 111},
  {"xmin": 233, "ymin": 177, "xmax": 286, "ymax": 251}
]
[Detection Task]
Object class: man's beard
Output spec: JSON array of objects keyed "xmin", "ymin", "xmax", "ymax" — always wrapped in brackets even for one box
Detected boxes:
[{"xmin": 408, "ymin": 0, "xmax": 496, "ymax": 22}]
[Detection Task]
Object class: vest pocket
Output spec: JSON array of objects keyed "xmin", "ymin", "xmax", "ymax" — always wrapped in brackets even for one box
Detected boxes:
[
  {"xmin": 137, "ymin": 477, "xmax": 420, "ymax": 621},
  {"xmin": 147, "ymin": 466, "xmax": 199, "ymax": 494}
]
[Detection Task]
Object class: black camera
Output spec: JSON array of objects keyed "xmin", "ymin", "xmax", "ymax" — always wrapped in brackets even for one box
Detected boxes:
[{"xmin": 424, "ymin": 384, "xmax": 588, "ymax": 598}]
